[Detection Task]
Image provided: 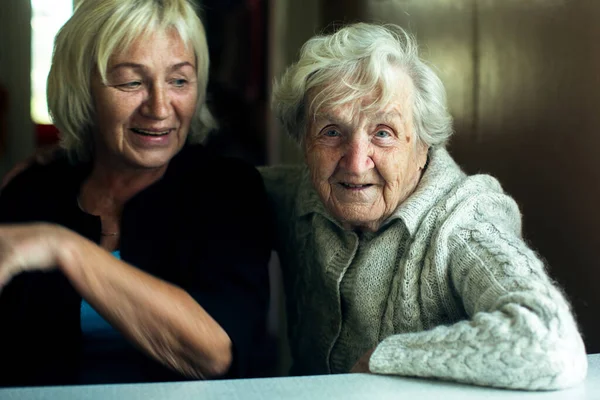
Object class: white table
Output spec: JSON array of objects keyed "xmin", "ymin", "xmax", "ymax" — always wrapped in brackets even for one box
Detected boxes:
[{"xmin": 1, "ymin": 354, "xmax": 598, "ymax": 400}]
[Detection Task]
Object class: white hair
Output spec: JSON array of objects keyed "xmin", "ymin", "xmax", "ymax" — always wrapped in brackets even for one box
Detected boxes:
[
  {"xmin": 272, "ymin": 22, "xmax": 453, "ymax": 147},
  {"xmin": 47, "ymin": 0, "xmax": 216, "ymax": 162}
]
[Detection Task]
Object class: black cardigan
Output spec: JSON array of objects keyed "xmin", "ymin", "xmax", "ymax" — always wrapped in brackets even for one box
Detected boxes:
[{"xmin": 0, "ymin": 144, "xmax": 272, "ymax": 386}]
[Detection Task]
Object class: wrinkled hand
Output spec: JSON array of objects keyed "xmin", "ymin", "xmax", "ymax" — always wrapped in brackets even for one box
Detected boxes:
[
  {"xmin": 1, "ymin": 144, "xmax": 61, "ymax": 190},
  {"xmin": 350, "ymin": 347, "xmax": 376, "ymax": 373},
  {"xmin": 0, "ymin": 223, "xmax": 71, "ymax": 289}
]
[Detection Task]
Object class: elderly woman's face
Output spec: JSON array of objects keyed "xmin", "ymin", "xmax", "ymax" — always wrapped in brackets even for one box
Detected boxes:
[
  {"xmin": 304, "ymin": 70, "xmax": 428, "ymax": 232},
  {"xmin": 90, "ymin": 29, "xmax": 198, "ymax": 170}
]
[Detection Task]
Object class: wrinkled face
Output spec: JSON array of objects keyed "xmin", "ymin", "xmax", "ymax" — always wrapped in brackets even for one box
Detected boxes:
[
  {"xmin": 304, "ymin": 69, "xmax": 429, "ymax": 232},
  {"xmin": 90, "ymin": 29, "xmax": 198, "ymax": 171}
]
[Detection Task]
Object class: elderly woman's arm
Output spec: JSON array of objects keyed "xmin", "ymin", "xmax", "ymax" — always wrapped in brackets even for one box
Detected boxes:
[{"xmin": 367, "ymin": 187, "xmax": 587, "ymax": 390}]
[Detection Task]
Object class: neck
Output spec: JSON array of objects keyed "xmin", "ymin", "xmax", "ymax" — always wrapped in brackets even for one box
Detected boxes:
[{"xmin": 80, "ymin": 161, "xmax": 168, "ymax": 216}]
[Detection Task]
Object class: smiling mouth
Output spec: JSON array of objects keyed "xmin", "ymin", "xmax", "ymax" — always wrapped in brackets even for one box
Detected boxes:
[
  {"xmin": 340, "ymin": 183, "xmax": 373, "ymax": 189},
  {"xmin": 131, "ymin": 128, "xmax": 171, "ymax": 137}
]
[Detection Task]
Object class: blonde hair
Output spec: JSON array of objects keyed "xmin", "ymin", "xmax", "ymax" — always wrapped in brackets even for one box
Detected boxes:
[
  {"xmin": 47, "ymin": 0, "xmax": 216, "ymax": 162},
  {"xmin": 273, "ymin": 22, "xmax": 452, "ymax": 147}
]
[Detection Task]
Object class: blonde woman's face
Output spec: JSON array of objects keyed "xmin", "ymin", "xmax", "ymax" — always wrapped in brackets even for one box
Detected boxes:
[
  {"xmin": 304, "ymin": 70, "xmax": 429, "ymax": 232},
  {"xmin": 90, "ymin": 29, "xmax": 198, "ymax": 171}
]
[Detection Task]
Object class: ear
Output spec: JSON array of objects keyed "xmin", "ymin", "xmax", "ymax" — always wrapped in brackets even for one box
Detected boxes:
[{"xmin": 416, "ymin": 141, "xmax": 430, "ymax": 170}]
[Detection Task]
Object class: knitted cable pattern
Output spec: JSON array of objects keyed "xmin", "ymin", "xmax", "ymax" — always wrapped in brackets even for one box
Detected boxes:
[
  {"xmin": 259, "ymin": 148, "xmax": 587, "ymax": 390},
  {"xmin": 370, "ymin": 184, "xmax": 587, "ymax": 389}
]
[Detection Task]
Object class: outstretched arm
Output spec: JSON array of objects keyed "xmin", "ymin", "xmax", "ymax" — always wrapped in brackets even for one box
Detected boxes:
[{"xmin": 0, "ymin": 223, "xmax": 232, "ymax": 379}]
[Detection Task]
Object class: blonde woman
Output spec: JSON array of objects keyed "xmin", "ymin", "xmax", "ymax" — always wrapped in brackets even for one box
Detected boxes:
[{"xmin": 0, "ymin": 0, "xmax": 271, "ymax": 386}]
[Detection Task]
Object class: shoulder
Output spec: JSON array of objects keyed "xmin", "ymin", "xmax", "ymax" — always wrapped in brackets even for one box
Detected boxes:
[
  {"xmin": 0, "ymin": 157, "xmax": 78, "ymax": 221},
  {"xmin": 165, "ymin": 145, "xmax": 268, "ymax": 212},
  {"xmin": 2, "ymin": 158, "xmax": 68, "ymax": 195},
  {"xmin": 425, "ymin": 148, "xmax": 520, "ymax": 225},
  {"xmin": 401, "ymin": 148, "xmax": 520, "ymax": 235},
  {"xmin": 258, "ymin": 164, "xmax": 304, "ymax": 183},
  {"xmin": 255, "ymin": 165, "xmax": 309, "ymax": 248},
  {"xmin": 257, "ymin": 164, "xmax": 305, "ymax": 202},
  {"xmin": 419, "ymin": 173, "xmax": 527, "ymax": 279},
  {"xmin": 410, "ymin": 149, "xmax": 523, "ymax": 241},
  {"xmin": 443, "ymin": 174, "xmax": 522, "ymax": 233},
  {"xmin": 170, "ymin": 144, "xmax": 263, "ymax": 184}
]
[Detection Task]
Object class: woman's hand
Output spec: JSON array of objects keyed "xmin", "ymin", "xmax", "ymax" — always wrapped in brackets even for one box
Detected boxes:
[
  {"xmin": 350, "ymin": 347, "xmax": 376, "ymax": 373},
  {"xmin": 0, "ymin": 223, "xmax": 73, "ymax": 289}
]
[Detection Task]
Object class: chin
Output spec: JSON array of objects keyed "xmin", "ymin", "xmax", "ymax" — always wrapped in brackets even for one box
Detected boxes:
[
  {"xmin": 131, "ymin": 148, "xmax": 181, "ymax": 169},
  {"xmin": 126, "ymin": 155, "xmax": 173, "ymax": 170}
]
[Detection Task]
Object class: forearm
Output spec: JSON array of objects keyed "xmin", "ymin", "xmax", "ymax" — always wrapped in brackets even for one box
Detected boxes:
[
  {"xmin": 370, "ymin": 228, "xmax": 588, "ymax": 390},
  {"xmin": 369, "ymin": 296, "xmax": 587, "ymax": 390},
  {"xmin": 58, "ymin": 233, "xmax": 232, "ymax": 378}
]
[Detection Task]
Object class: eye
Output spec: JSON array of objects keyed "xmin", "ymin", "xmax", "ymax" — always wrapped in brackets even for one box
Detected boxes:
[
  {"xmin": 116, "ymin": 81, "xmax": 142, "ymax": 90},
  {"xmin": 323, "ymin": 128, "xmax": 341, "ymax": 137},
  {"xmin": 171, "ymin": 78, "xmax": 188, "ymax": 88},
  {"xmin": 375, "ymin": 130, "xmax": 391, "ymax": 138}
]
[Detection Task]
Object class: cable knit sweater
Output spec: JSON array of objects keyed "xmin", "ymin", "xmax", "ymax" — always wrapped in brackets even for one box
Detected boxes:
[{"xmin": 259, "ymin": 147, "xmax": 587, "ymax": 390}]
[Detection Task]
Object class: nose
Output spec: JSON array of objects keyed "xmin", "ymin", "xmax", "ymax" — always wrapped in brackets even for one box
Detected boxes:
[
  {"xmin": 140, "ymin": 83, "xmax": 171, "ymax": 120},
  {"xmin": 340, "ymin": 135, "xmax": 374, "ymax": 174}
]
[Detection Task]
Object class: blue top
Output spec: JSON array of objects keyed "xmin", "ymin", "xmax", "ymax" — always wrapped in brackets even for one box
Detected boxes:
[{"xmin": 79, "ymin": 250, "xmax": 147, "ymax": 384}]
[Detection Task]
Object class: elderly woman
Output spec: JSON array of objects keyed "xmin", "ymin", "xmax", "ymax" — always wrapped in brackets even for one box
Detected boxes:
[
  {"xmin": 262, "ymin": 22, "xmax": 587, "ymax": 390},
  {"xmin": 0, "ymin": 0, "xmax": 270, "ymax": 386}
]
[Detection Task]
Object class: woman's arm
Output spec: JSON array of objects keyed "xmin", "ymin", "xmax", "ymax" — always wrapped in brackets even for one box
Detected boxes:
[
  {"xmin": 367, "ymin": 190, "xmax": 587, "ymax": 390},
  {"xmin": 0, "ymin": 223, "xmax": 232, "ymax": 379},
  {"xmin": 0, "ymin": 153, "xmax": 272, "ymax": 382}
]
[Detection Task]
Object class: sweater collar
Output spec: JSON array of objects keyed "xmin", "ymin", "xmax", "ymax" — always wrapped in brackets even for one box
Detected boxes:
[
  {"xmin": 295, "ymin": 147, "xmax": 465, "ymax": 236},
  {"xmin": 296, "ymin": 167, "xmax": 334, "ymax": 220},
  {"xmin": 387, "ymin": 147, "xmax": 465, "ymax": 235}
]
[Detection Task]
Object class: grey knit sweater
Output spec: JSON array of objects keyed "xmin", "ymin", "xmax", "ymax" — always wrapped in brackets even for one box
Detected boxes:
[{"xmin": 259, "ymin": 147, "xmax": 587, "ymax": 390}]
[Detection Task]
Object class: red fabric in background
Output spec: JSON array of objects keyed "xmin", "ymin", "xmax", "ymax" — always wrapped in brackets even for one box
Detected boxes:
[{"xmin": 35, "ymin": 124, "xmax": 59, "ymax": 147}]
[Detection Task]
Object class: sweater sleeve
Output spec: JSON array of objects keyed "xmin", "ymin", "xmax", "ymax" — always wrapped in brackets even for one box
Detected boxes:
[{"xmin": 369, "ymin": 188, "xmax": 587, "ymax": 390}]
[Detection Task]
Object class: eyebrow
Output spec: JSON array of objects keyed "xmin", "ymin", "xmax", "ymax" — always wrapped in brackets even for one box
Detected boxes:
[
  {"xmin": 168, "ymin": 61, "xmax": 196, "ymax": 72},
  {"xmin": 372, "ymin": 110, "xmax": 403, "ymax": 122},
  {"xmin": 108, "ymin": 61, "xmax": 196, "ymax": 74},
  {"xmin": 314, "ymin": 113, "xmax": 344, "ymax": 125},
  {"xmin": 314, "ymin": 110, "xmax": 403, "ymax": 126}
]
